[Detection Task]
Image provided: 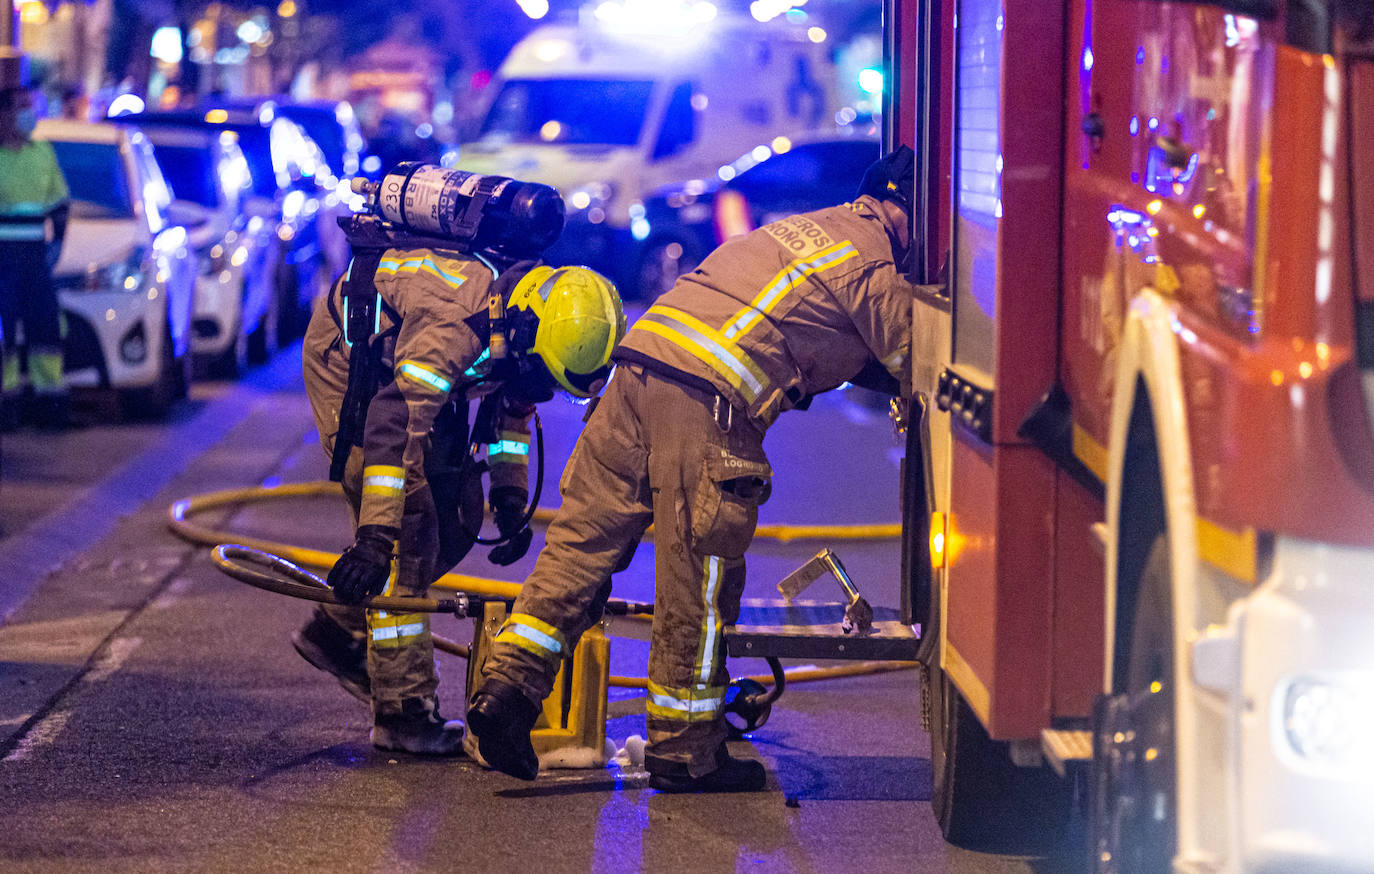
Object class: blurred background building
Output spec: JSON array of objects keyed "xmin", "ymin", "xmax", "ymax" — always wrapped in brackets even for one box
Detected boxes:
[{"xmin": 13, "ymin": 0, "xmax": 884, "ymax": 141}]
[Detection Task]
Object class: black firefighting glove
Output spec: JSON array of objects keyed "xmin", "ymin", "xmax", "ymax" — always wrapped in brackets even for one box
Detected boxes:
[
  {"xmin": 328, "ymin": 524, "xmax": 397, "ymax": 605},
  {"xmin": 487, "ymin": 486, "xmax": 532, "ymax": 566}
]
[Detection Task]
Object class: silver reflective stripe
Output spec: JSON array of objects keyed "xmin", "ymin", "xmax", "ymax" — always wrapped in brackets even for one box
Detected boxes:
[
  {"xmin": 639, "ymin": 310, "xmax": 765, "ymax": 399},
  {"xmin": 398, "ymin": 361, "xmax": 452, "ymax": 392},
  {"xmin": 510, "ymin": 623, "xmax": 562, "ymax": 655},
  {"xmin": 698, "ymin": 556, "xmax": 722, "ymax": 685},
  {"xmin": 0, "ymin": 224, "xmax": 46, "ymax": 240},
  {"xmin": 648, "ymin": 691, "xmax": 724, "ymax": 714},
  {"xmin": 363, "ymin": 474, "xmax": 404, "ymax": 491},
  {"xmin": 372, "ymin": 621, "xmax": 426, "ymax": 642},
  {"xmin": 723, "ymin": 244, "xmax": 858, "ymax": 339}
]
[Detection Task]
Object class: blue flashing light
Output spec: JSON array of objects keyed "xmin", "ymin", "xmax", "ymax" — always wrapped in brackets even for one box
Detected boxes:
[
  {"xmin": 1082, "ymin": 47, "xmax": 1094, "ymax": 72},
  {"xmin": 858, "ymin": 68, "xmax": 884, "ymax": 96}
]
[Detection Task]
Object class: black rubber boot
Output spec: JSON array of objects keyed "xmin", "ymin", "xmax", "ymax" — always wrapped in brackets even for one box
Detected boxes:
[
  {"xmin": 291, "ymin": 610, "xmax": 370, "ymax": 705},
  {"xmin": 371, "ymin": 708, "xmax": 465, "ymax": 756},
  {"xmin": 647, "ymin": 745, "xmax": 767, "ymax": 793},
  {"xmin": 466, "ymin": 679, "xmax": 540, "ymax": 781}
]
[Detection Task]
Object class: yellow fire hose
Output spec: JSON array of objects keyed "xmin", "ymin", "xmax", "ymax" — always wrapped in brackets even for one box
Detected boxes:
[{"xmin": 172, "ymin": 481, "xmax": 917, "ymax": 691}]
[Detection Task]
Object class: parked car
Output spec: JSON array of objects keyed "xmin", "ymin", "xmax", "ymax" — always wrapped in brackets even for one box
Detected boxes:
[
  {"xmin": 192, "ymin": 96, "xmax": 366, "ymax": 278},
  {"xmin": 634, "ymin": 134, "xmax": 880, "ymax": 299},
  {"xmin": 139, "ymin": 125, "xmax": 279, "ymax": 375},
  {"xmin": 117, "ymin": 107, "xmax": 337, "ymax": 340},
  {"xmin": 35, "ymin": 119, "xmax": 197, "ymax": 417}
]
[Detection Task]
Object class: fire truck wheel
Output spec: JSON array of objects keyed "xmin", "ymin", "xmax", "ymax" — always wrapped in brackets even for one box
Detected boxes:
[
  {"xmin": 929, "ymin": 666, "xmax": 1071, "ymax": 852},
  {"xmin": 1089, "ymin": 534, "xmax": 1176, "ymax": 874}
]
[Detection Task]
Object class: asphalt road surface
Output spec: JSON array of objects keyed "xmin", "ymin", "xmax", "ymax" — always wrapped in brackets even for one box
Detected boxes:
[{"xmin": 0, "ymin": 343, "xmax": 1083, "ymax": 873}]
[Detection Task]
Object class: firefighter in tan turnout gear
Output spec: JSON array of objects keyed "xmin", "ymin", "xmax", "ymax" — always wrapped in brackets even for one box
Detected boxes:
[
  {"xmin": 296, "ymin": 249, "xmax": 624, "ymax": 755},
  {"xmin": 468, "ymin": 147, "xmax": 916, "ymax": 791}
]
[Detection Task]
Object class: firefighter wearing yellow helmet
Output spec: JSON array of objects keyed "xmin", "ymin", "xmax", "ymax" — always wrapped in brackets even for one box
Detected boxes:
[
  {"xmin": 295, "ymin": 249, "xmax": 623, "ymax": 757},
  {"xmin": 508, "ymin": 265, "xmax": 626, "ymax": 399},
  {"xmin": 468, "ymin": 148, "xmax": 916, "ymax": 791}
]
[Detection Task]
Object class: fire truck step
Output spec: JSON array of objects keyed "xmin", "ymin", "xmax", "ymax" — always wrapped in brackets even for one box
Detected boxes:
[
  {"xmin": 1041, "ymin": 728, "xmax": 1093, "ymax": 777},
  {"xmin": 724, "ymin": 597, "xmax": 921, "ymax": 661}
]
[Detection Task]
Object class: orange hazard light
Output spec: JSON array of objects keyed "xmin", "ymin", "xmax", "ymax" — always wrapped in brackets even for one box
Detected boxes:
[{"xmin": 930, "ymin": 511, "xmax": 947, "ymax": 568}]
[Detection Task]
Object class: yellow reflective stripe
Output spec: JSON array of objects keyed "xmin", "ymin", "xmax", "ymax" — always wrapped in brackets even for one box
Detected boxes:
[
  {"xmin": 28, "ymin": 351, "xmax": 63, "ymax": 393},
  {"xmin": 494, "ymin": 613, "xmax": 568, "ymax": 662},
  {"xmin": 723, "ymin": 241, "xmax": 858, "ymax": 340},
  {"xmin": 362, "ymin": 464, "xmax": 405, "ymax": 497},
  {"xmin": 369, "ymin": 612, "xmax": 428, "ymax": 648},
  {"xmin": 377, "ymin": 256, "xmax": 466, "ymax": 289},
  {"xmin": 645, "ymin": 680, "xmax": 727, "ymax": 722},
  {"xmin": 637, "ymin": 306, "xmax": 767, "ymax": 402},
  {"xmin": 498, "ymin": 430, "xmax": 529, "ymax": 444},
  {"xmin": 2, "ymin": 352, "xmax": 20, "ymax": 392},
  {"xmin": 397, "ymin": 360, "xmax": 453, "ymax": 393},
  {"xmin": 695, "ymin": 556, "xmax": 723, "ymax": 685}
]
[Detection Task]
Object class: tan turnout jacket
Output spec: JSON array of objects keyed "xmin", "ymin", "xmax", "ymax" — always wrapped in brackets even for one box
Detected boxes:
[
  {"xmin": 305, "ymin": 247, "xmax": 531, "ymax": 533},
  {"xmin": 616, "ymin": 195, "xmax": 912, "ymax": 428}
]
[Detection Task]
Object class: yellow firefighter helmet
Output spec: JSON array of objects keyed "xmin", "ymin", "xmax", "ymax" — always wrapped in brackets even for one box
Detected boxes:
[{"xmin": 508, "ymin": 265, "xmax": 626, "ymax": 397}]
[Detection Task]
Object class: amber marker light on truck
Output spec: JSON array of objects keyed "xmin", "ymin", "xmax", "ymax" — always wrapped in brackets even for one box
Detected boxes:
[{"xmin": 930, "ymin": 511, "xmax": 947, "ymax": 568}]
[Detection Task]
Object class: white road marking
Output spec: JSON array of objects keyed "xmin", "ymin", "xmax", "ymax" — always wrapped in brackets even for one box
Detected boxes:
[
  {"xmin": 84, "ymin": 637, "xmax": 142, "ymax": 684},
  {"xmin": 3, "ymin": 636, "xmax": 142, "ymax": 763},
  {"xmin": 3, "ymin": 708, "xmax": 73, "ymax": 763},
  {"xmin": 153, "ymin": 578, "xmax": 193, "ymax": 610}
]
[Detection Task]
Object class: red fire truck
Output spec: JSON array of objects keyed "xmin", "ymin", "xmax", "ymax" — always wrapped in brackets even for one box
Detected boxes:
[{"xmin": 885, "ymin": 0, "xmax": 1374, "ymax": 869}]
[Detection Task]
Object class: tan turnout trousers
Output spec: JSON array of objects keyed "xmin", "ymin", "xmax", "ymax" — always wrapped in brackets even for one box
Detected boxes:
[
  {"xmin": 483, "ymin": 363, "xmax": 772, "ymax": 776},
  {"xmin": 301, "ymin": 285, "xmax": 485, "ymax": 717}
]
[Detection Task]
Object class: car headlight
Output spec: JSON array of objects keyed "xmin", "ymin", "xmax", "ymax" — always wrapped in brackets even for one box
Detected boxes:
[
  {"xmin": 567, "ymin": 182, "xmax": 616, "ymax": 213},
  {"xmin": 1278, "ymin": 673, "xmax": 1374, "ymax": 775},
  {"xmin": 85, "ymin": 248, "xmax": 150, "ymax": 293}
]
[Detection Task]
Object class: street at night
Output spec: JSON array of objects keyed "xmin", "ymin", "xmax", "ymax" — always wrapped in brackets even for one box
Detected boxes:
[
  {"xmin": 0, "ymin": 343, "xmax": 1075, "ymax": 873},
  {"xmin": 3, "ymin": 0, "xmax": 1373, "ymax": 870}
]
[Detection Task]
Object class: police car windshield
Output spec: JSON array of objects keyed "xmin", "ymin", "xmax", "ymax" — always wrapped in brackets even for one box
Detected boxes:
[
  {"xmin": 47, "ymin": 141, "xmax": 133, "ymax": 219},
  {"xmin": 479, "ymin": 79, "xmax": 653, "ymax": 147},
  {"xmin": 153, "ymin": 145, "xmax": 220, "ymax": 209}
]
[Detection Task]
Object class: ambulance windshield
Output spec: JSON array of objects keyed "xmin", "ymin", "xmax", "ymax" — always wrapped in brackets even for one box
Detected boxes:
[{"xmin": 478, "ymin": 79, "xmax": 654, "ymax": 147}]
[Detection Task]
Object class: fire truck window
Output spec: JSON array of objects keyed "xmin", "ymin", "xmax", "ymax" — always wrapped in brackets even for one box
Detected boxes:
[{"xmin": 652, "ymin": 82, "xmax": 697, "ymax": 161}]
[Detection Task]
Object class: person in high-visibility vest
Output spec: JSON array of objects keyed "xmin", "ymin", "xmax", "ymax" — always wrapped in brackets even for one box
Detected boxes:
[
  {"xmin": 297, "ymin": 251, "xmax": 624, "ymax": 755},
  {"xmin": 468, "ymin": 147, "xmax": 917, "ymax": 792},
  {"xmin": 0, "ymin": 86, "xmax": 69, "ymax": 430}
]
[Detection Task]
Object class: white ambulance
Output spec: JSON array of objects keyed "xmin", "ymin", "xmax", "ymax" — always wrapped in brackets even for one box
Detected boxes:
[{"xmin": 455, "ymin": 3, "xmax": 836, "ymax": 296}]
